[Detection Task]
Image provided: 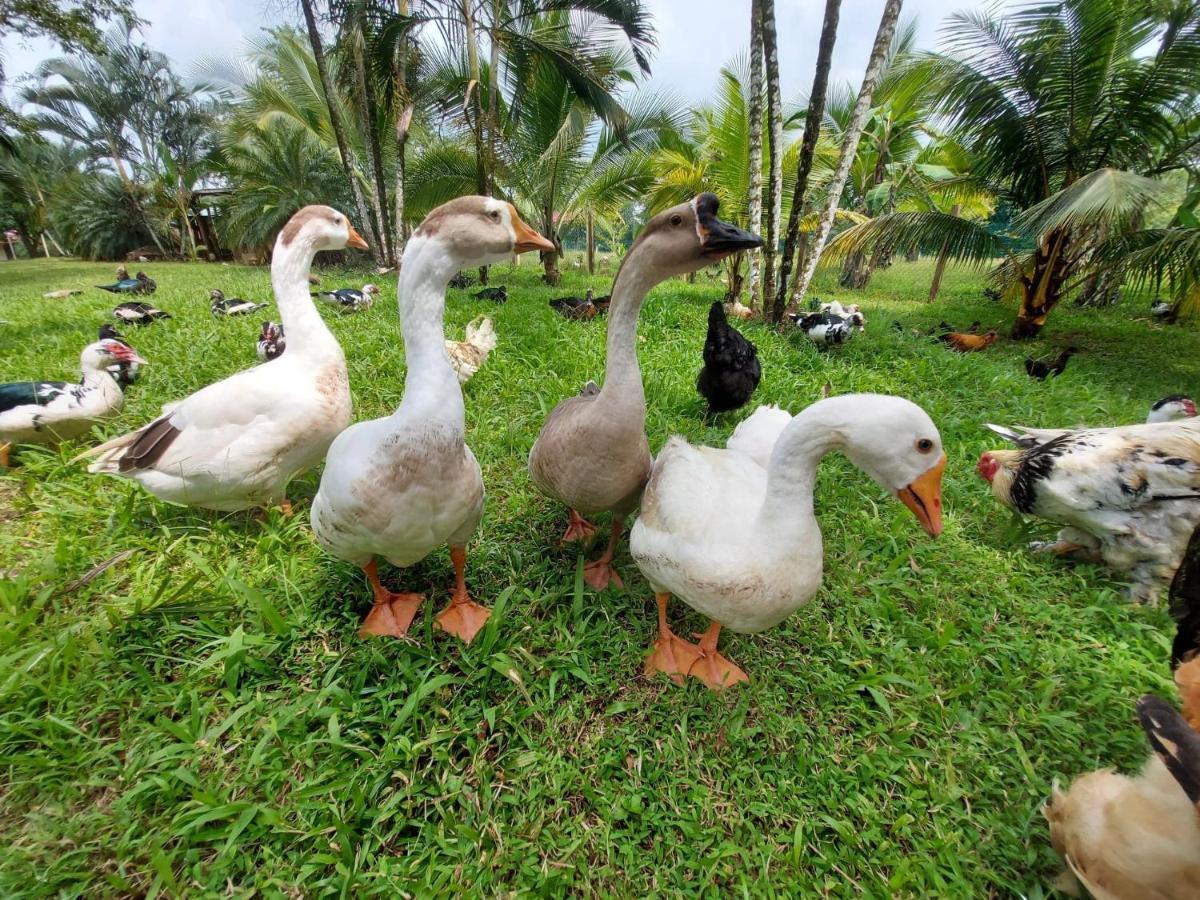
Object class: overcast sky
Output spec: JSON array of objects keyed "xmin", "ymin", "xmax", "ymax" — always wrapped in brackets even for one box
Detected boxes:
[{"xmin": 1, "ymin": 0, "xmax": 1012, "ymax": 108}]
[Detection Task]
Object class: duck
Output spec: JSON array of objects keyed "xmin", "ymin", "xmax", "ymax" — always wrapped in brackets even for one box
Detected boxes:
[
  {"xmin": 979, "ymin": 415, "xmax": 1200, "ymax": 603},
  {"xmin": 791, "ymin": 310, "xmax": 853, "ymax": 346},
  {"xmin": 43, "ymin": 289, "xmax": 82, "ymax": 300},
  {"xmin": 256, "ymin": 321, "xmax": 286, "ymax": 362},
  {"xmin": 314, "ymin": 283, "xmax": 380, "ymax": 312},
  {"xmin": 1044, "ymin": 679, "xmax": 1200, "ymax": 898},
  {"xmin": 210, "ymin": 289, "xmax": 269, "ymax": 317},
  {"xmin": 444, "ymin": 315, "xmax": 497, "ymax": 384},
  {"xmin": 98, "ymin": 269, "xmax": 155, "ymax": 295},
  {"xmin": 1151, "ymin": 298, "xmax": 1174, "ymax": 320},
  {"xmin": 591, "ymin": 293, "xmax": 612, "ymax": 315},
  {"xmin": 631, "ymin": 394, "xmax": 945, "ymax": 689},
  {"xmin": 472, "ymin": 285, "xmax": 507, "ymax": 303},
  {"xmin": 550, "ymin": 288, "xmax": 599, "ymax": 321},
  {"xmin": 0, "ymin": 337, "xmax": 146, "ymax": 467},
  {"xmin": 1149, "ymin": 395, "xmax": 1198, "ymax": 424},
  {"xmin": 113, "ymin": 300, "xmax": 170, "ymax": 325},
  {"xmin": 448, "ymin": 272, "xmax": 476, "ymax": 289},
  {"xmin": 77, "ymin": 205, "xmax": 362, "ymax": 512},
  {"xmin": 98, "ymin": 324, "xmax": 141, "ymax": 387},
  {"xmin": 1025, "ymin": 347, "xmax": 1078, "ymax": 380},
  {"xmin": 310, "ymin": 196, "xmax": 555, "ymax": 643},
  {"xmin": 818, "ymin": 300, "xmax": 866, "ymax": 331},
  {"xmin": 529, "ymin": 193, "xmax": 763, "ymax": 591},
  {"xmin": 696, "ymin": 301, "xmax": 761, "ymax": 414}
]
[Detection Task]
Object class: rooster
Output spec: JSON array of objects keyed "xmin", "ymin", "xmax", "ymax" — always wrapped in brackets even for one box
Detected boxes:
[
  {"xmin": 444, "ymin": 316, "xmax": 497, "ymax": 384},
  {"xmin": 696, "ymin": 301, "xmax": 761, "ymax": 414}
]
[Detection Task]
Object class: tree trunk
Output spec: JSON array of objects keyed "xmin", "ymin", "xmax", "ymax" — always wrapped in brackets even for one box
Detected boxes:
[
  {"xmin": 773, "ymin": 0, "xmax": 840, "ymax": 324},
  {"xmin": 462, "ymin": 0, "xmax": 488, "ymax": 283},
  {"xmin": 299, "ymin": 0, "xmax": 379, "ymax": 264},
  {"xmin": 541, "ymin": 247, "xmax": 561, "ymax": 285},
  {"xmin": 393, "ymin": 0, "xmax": 411, "ymax": 260},
  {"xmin": 1076, "ymin": 268, "xmax": 1123, "ymax": 307},
  {"xmin": 905, "ymin": 245, "xmax": 919, "ymax": 262},
  {"xmin": 928, "ymin": 203, "xmax": 960, "ymax": 301},
  {"xmin": 352, "ymin": 23, "xmax": 394, "ymax": 265},
  {"xmin": 745, "ymin": 0, "xmax": 765, "ymax": 310},
  {"xmin": 760, "ymin": 0, "xmax": 783, "ymax": 312},
  {"xmin": 586, "ymin": 211, "xmax": 595, "ymax": 275},
  {"xmin": 792, "ymin": 0, "xmax": 901, "ymax": 307},
  {"xmin": 839, "ymin": 252, "xmax": 870, "ymax": 289},
  {"xmin": 487, "ymin": 0, "xmax": 502, "ymax": 196},
  {"xmin": 724, "ymin": 254, "xmax": 746, "ymax": 302},
  {"xmin": 1012, "ymin": 227, "xmax": 1071, "ymax": 339}
]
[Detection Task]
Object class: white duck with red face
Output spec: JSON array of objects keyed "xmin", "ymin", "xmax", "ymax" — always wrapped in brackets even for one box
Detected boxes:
[
  {"xmin": 79, "ymin": 205, "xmax": 362, "ymax": 510},
  {"xmin": 310, "ymin": 196, "xmax": 555, "ymax": 645},
  {"xmin": 0, "ymin": 338, "xmax": 146, "ymax": 466}
]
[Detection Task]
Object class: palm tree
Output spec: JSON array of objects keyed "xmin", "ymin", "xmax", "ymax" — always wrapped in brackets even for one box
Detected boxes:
[
  {"xmin": 774, "ymin": 0, "xmax": 840, "ymax": 324},
  {"xmin": 760, "ymin": 0, "xmax": 784, "ymax": 307},
  {"xmin": 822, "ymin": 0, "xmax": 1200, "ymax": 337},
  {"xmin": 298, "ymin": 0, "xmax": 381, "ymax": 263},
  {"xmin": 791, "ymin": 0, "xmax": 903, "ymax": 306},
  {"xmin": 745, "ymin": 0, "xmax": 765, "ymax": 308}
]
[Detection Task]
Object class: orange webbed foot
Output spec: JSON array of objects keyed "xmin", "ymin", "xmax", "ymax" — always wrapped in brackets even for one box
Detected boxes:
[
  {"xmin": 686, "ymin": 622, "xmax": 748, "ymax": 691},
  {"xmin": 359, "ymin": 592, "xmax": 425, "ymax": 638},
  {"xmin": 560, "ymin": 509, "xmax": 597, "ymax": 544},
  {"xmin": 644, "ymin": 630, "xmax": 703, "ymax": 686},
  {"xmin": 583, "ymin": 558, "xmax": 624, "ymax": 591},
  {"xmin": 435, "ymin": 597, "xmax": 491, "ymax": 644}
]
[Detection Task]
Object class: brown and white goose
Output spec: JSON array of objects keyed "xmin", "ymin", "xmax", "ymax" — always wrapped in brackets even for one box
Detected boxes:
[
  {"xmin": 310, "ymin": 197, "xmax": 554, "ymax": 643},
  {"xmin": 527, "ymin": 193, "xmax": 762, "ymax": 590},
  {"xmin": 78, "ymin": 206, "xmax": 362, "ymax": 511}
]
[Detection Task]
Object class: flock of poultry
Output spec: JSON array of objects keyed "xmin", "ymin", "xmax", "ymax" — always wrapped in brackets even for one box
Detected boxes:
[{"xmin": 3, "ymin": 193, "xmax": 1200, "ymax": 895}]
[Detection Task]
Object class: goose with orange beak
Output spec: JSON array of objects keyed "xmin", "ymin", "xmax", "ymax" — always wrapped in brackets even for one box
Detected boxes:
[
  {"xmin": 312, "ymin": 197, "xmax": 555, "ymax": 644},
  {"xmin": 631, "ymin": 394, "xmax": 945, "ymax": 690}
]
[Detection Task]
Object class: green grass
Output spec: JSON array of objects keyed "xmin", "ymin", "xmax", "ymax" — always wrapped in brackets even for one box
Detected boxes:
[{"xmin": 0, "ymin": 254, "xmax": 1196, "ymax": 896}]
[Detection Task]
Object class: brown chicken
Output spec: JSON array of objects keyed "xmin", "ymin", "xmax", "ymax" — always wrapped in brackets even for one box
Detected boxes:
[{"xmin": 944, "ymin": 330, "xmax": 998, "ymax": 352}]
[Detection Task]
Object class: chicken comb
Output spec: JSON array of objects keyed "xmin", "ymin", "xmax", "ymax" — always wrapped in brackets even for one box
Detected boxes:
[{"xmin": 1137, "ymin": 694, "xmax": 1200, "ymax": 805}]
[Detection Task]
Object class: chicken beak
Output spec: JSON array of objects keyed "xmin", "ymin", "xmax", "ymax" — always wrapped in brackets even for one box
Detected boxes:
[
  {"xmin": 898, "ymin": 454, "xmax": 945, "ymax": 537},
  {"xmin": 508, "ymin": 204, "xmax": 556, "ymax": 254},
  {"xmin": 346, "ymin": 226, "xmax": 370, "ymax": 251}
]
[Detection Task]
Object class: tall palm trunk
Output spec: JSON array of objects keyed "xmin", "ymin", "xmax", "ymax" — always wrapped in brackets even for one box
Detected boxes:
[
  {"xmin": 350, "ymin": 25, "xmax": 394, "ymax": 265},
  {"xmin": 487, "ymin": 0, "xmax": 502, "ymax": 195},
  {"xmin": 760, "ymin": 0, "xmax": 783, "ymax": 310},
  {"xmin": 393, "ymin": 0, "xmax": 411, "ymax": 258},
  {"xmin": 586, "ymin": 210, "xmax": 595, "ymax": 275},
  {"xmin": 792, "ymin": 0, "xmax": 901, "ymax": 307},
  {"xmin": 773, "ymin": 0, "xmax": 840, "ymax": 323},
  {"xmin": 1012, "ymin": 227, "xmax": 1072, "ymax": 339},
  {"xmin": 745, "ymin": 0, "xmax": 765, "ymax": 309},
  {"xmin": 299, "ymin": 0, "xmax": 378, "ymax": 262},
  {"xmin": 462, "ymin": 0, "xmax": 489, "ymax": 283},
  {"xmin": 928, "ymin": 203, "xmax": 960, "ymax": 300}
]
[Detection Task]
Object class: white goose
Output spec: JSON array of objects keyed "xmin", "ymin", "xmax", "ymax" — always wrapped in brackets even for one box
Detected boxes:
[
  {"xmin": 631, "ymin": 395, "xmax": 945, "ymax": 690},
  {"xmin": 0, "ymin": 338, "xmax": 146, "ymax": 467},
  {"xmin": 79, "ymin": 206, "xmax": 362, "ymax": 511},
  {"xmin": 310, "ymin": 196, "xmax": 554, "ymax": 644}
]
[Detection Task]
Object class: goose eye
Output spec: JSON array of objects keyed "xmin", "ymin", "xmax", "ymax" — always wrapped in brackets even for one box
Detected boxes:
[
  {"xmin": 489, "ymin": 210, "xmax": 501, "ymax": 221},
  {"xmin": 916, "ymin": 438, "xmax": 934, "ymax": 453},
  {"xmin": 670, "ymin": 214, "xmax": 682, "ymax": 226}
]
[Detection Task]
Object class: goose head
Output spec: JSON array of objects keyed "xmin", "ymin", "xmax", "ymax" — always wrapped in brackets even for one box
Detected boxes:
[
  {"xmin": 82, "ymin": 338, "xmax": 146, "ymax": 374},
  {"xmin": 628, "ymin": 193, "xmax": 762, "ymax": 279},
  {"xmin": 411, "ymin": 196, "xmax": 555, "ymax": 270},
  {"xmin": 276, "ymin": 205, "xmax": 369, "ymax": 256},
  {"xmin": 1148, "ymin": 394, "xmax": 1197, "ymax": 423},
  {"xmin": 834, "ymin": 395, "xmax": 946, "ymax": 536}
]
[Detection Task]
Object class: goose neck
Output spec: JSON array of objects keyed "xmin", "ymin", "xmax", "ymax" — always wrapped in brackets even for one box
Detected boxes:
[
  {"xmin": 394, "ymin": 235, "xmax": 462, "ymax": 417},
  {"xmin": 598, "ymin": 252, "xmax": 656, "ymax": 402},
  {"xmin": 757, "ymin": 403, "xmax": 847, "ymax": 528},
  {"xmin": 271, "ymin": 239, "xmax": 340, "ymax": 358}
]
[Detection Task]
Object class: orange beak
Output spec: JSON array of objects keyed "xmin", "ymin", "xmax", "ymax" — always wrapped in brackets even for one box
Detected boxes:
[
  {"xmin": 508, "ymin": 204, "xmax": 556, "ymax": 254},
  {"xmin": 898, "ymin": 453, "xmax": 945, "ymax": 537},
  {"xmin": 346, "ymin": 225, "xmax": 369, "ymax": 251}
]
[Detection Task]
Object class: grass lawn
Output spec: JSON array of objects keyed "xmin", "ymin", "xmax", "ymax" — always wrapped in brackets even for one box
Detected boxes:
[{"xmin": 0, "ymin": 254, "xmax": 1196, "ymax": 896}]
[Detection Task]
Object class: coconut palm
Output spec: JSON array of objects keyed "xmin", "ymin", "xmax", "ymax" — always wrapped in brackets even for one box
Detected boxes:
[{"xmin": 822, "ymin": 0, "xmax": 1200, "ymax": 337}]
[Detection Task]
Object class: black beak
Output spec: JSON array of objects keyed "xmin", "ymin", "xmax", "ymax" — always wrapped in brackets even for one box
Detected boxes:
[{"xmin": 695, "ymin": 192, "xmax": 763, "ymax": 259}]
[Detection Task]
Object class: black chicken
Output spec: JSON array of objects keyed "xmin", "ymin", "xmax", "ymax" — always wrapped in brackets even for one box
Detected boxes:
[
  {"xmin": 696, "ymin": 302, "xmax": 761, "ymax": 414},
  {"xmin": 1024, "ymin": 346, "xmax": 1077, "ymax": 380}
]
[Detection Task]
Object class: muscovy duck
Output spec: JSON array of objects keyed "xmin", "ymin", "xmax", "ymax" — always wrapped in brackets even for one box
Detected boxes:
[
  {"xmin": 113, "ymin": 300, "xmax": 170, "ymax": 325},
  {"xmin": 210, "ymin": 289, "xmax": 269, "ymax": 317},
  {"xmin": 791, "ymin": 311, "xmax": 853, "ymax": 346},
  {"xmin": 256, "ymin": 321, "xmax": 286, "ymax": 361},
  {"xmin": 314, "ymin": 283, "xmax": 380, "ymax": 312},
  {"xmin": 98, "ymin": 324, "xmax": 141, "ymax": 387},
  {"xmin": 550, "ymin": 288, "xmax": 599, "ymax": 320},
  {"xmin": 0, "ymin": 338, "xmax": 146, "ymax": 466}
]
